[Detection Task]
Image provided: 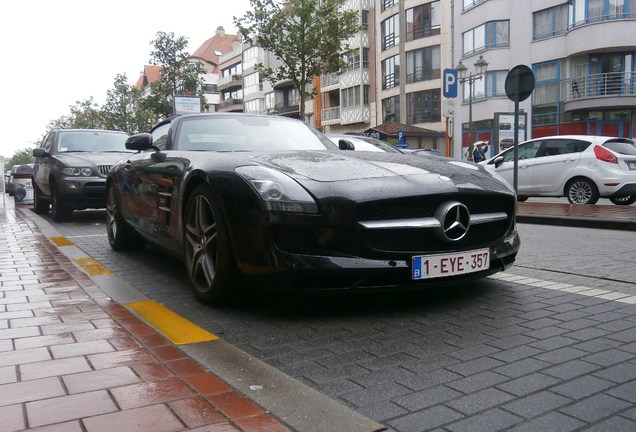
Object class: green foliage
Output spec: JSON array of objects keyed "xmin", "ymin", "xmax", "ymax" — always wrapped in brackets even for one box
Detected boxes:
[
  {"xmin": 46, "ymin": 97, "xmax": 105, "ymax": 133},
  {"xmin": 235, "ymin": 0, "xmax": 360, "ymax": 119},
  {"xmin": 102, "ymin": 74, "xmax": 153, "ymax": 134},
  {"xmin": 142, "ymin": 31, "xmax": 208, "ymax": 119},
  {"xmin": 5, "ymin": 148, "xmax": 35, "ymax": 168}
]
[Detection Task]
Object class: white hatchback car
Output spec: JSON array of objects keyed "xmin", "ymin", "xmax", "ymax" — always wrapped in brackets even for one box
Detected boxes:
[{"xmin": 481, "ymin": 135, "xmax": 636, "ymax": 205}]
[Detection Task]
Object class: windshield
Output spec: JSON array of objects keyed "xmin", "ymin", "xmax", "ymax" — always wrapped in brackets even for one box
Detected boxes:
[
  {"xmin": 57, "ymin": 131, "xmax": 129, "ymax": 153},
  {"xmin": 176, "ymin": 115, "xmax": 337, "ymax": 152}
]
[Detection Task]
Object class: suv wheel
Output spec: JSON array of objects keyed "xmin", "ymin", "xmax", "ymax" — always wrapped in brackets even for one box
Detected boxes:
[
  {"xmin": 566, "ymin": 178, "xmax": 599, "ymax": 205},
  {"xmin": 51, "ymin": 185, "xmax": 73, "ymax": 222},
  {"xmin": 32, "ymin": 183, "xmax": 50, "ymax": 214}
]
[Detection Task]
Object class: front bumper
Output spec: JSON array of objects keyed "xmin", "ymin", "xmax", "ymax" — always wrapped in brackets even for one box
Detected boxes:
[
  {"xmin": 59, "ymin": 177, "xmax": 107, "ymax": 210},
  {"xmin": 241, "ymin": 228, "xmax": 521, "ymax": 293}
]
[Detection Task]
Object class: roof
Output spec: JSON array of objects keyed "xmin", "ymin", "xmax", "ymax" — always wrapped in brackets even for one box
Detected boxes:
[
  {"xmin": 362, "ymin": 122, "xmax": 445, "ymax": 139},
  {"xmin": 191, "ymin": 27, "xmax": 241, "ymax": 73},
  {"xmin": 135, "ymin": 65, "xmax": 162, "ymax": 90}
]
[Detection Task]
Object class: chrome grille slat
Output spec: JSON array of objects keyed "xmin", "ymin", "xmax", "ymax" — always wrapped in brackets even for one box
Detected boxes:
[{"xmin": 97, "ymin": 165, "xmax": 111, "ymax": 176}]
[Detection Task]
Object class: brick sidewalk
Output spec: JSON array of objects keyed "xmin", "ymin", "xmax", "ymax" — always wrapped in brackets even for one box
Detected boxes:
[{"xmin": 0, "ymin": 199, "xmax": 291, "ymax": 432}]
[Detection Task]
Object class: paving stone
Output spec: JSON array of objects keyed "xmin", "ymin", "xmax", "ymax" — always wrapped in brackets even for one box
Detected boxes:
[
  {"xmin": 445, "ymin": 357, "xmax": 506, "ymax": 377},
  {"xmin": 356, "ymin": 400, "xmax": 408, "ymax": 423},
  {"xmin": 447, "ymin": 344, "xmax": 502, "ymax": 361},
  {"xmin": 502, "ymin": 391, "xmax": 571, "ymax": 419},
  {"xmin": 490, "ymin": 345, "xmax": 544, "ymax": 363},
  {"xmin": 560, "ymin": 393, "xmax": 631, "ymax": 422},
  {"xmin": 341, "ymin": 381, "xmax": 411, "ymax": 408},
  {"xmin": 445, "ymin": 388, "xmax": 516, "ymax": 415},
  {"xmin": 447, "ymin": 371, "xmax": 509, "ymax": 394},
  {"xmin": 606, "ymin": 380, "xmax": 636, "ymax": 403},
  {"xmin": 388, "ymin": 405, "xmax": 463, "ymax": 432},
  {"xmin": 583, "ymin": 416, "xmax": 636, "ymax": 432},
  {"xmin": 542, "ymin": 359, "xmax": 602, "ymax": 380},
  {"xmin": 496, "ymin": 373, "xmax": 560, "ymax": 397},
  {"xmin": 397, "ymin": 368, "xmax": 463, "ymax": 392},
  {"xmin": 534, "ymin": 347, "xmax": 587, "ymax": 364},
  {"xmin": 594, "ymin": 363, "xmax": 636, "ymax": 384},
  {"xmin": 565, "ymin": 327, "xmax": 612, "ymax": 341},
  {"xmin": 485, "ymin": 334, "xmax": 538, "ymax": 350},
  {"xmin": 507, "ymin": 412, "xmax": 585, "ymax": 432},
  {"xmin": 493, "ymin": 358, "xmax": 552, "ymax": 379},
  {"xmin": 582, "ymin": 349, "xmax": 636, "ymax": 367},
  {"xmin": 445, "ymin": 408, "xmax": 522, "ymax": 432},
  {"xmin": 551, "ymin": 375, "xmax": 615, "ymax": 399},
  {"xmin": 393, "ymin": 385, "xmax": 463, "ymax": 411},
  {"xmin": 607, "ymin": 328, "xmax": 636, "ymax": 343}
]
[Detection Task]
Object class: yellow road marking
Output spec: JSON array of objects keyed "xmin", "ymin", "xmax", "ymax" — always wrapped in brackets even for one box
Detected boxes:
[
  {"xmin": 50, "ymin": 236, "xmax": 74, "ymax": 247},
  {"xmin": 73, "ymin": 257, "xmax": 113, "ymax": 276},
  {"xmin": 125, "ymin": 300, "xmax": 218, "ymax": 345}
]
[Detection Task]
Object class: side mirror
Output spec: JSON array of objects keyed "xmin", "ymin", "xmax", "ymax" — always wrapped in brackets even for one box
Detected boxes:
[
  {"xmin": 494, "ymin": 156, "xmax": 504, "ymax": 168},
  {"xmin": 33, "ymin": 148, "xmax": 49, "ymax": 158},
  {"xmin": 338, "ymin": 139, "xmax": 355, "ymax": 151},
  {"xmin": 126, "ymin": 133, "xmax": 153, "ymax": 151}
]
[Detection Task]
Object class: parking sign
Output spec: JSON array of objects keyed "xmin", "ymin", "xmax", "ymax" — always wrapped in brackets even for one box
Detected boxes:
[{"xmin": 443, "ymin": 69, "xmax": 458, "ymax": 98}]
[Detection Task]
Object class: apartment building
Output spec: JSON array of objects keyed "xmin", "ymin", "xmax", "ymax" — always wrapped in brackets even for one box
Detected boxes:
[{"xmin": 452, "ymin": 0, "xmax": 636, "ymax": 159}]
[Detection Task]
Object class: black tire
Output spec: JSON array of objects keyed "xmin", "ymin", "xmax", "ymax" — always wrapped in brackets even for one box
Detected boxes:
[
  {"xmin": 516, "ymin": 196, "xmax": 529, "ymax": 202},
  {"xmin": 51, "ymin": 184, "xmax": 73, "ymax": 222},
  {"xmin": 183, "ymin": 184, "xmax": 239, "ymax": 305},
  {"xmin": 106, "ymin": 183, "xmax": 145, "ymax": 251},
  {"xmin": 566, "ymin": 178, "xmax": 599, "ymax": 205},
  {"xmin": 610, "ymin": 195, "xmax": 636, "ymax": 205},
  {"xmin": 32, "ymin": 182, "xmax": 50, "ymax": 214}
]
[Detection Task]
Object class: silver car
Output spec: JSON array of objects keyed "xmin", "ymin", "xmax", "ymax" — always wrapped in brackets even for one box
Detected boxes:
[{"xmin": 482, "ymin": 135, "xmax": 636, "ymax": 205}]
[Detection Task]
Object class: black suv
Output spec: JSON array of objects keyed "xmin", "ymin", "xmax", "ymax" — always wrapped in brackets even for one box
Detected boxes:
[{"xmin": 32, "ymin": 129, "xmax": 130, "ymax": 222}]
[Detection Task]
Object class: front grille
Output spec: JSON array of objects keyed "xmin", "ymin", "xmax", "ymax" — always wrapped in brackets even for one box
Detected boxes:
[
  {"xmin": 357, "ymin": 194, "xmax": 514, "ymax": 253},
  {"xmin": 97, "ymin": 165, "xmax": 111, "ymax": 176}
]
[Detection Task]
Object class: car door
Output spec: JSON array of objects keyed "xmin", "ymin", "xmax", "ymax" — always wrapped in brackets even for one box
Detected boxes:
[
  {"xmin": 531, "ymin": 139, "xmax": 586, "ymax": 194},
  {"xmin": 489, "ymin": 140, "xmax": 542, "ymax": 194},
  {"xmin": 32, "ymin": 132, "xmax": 56, "ymax": 197}
]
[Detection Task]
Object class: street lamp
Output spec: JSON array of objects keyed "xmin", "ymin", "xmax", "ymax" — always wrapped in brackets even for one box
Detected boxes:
[{"xmin": 456, "ymin": 54, "xmax": 488, "ymax": 161}]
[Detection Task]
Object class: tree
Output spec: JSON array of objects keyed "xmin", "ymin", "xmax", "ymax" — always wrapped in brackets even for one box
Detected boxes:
[
  {"xmin": 6, "ymin": 148, "xmax": 35, "ymax": 168},
  {"xmin": 235, "ymin": 0, "xmax": 360, "ymax": 120},
  {"xmin": 102, "ymin": 74, "xmax": 152, "ymax": 134},
  {"xmin": 143, "ymin": 31, "xmax": 208, "ymax": 119},
  {"xmin": 46, "ymin": 97, "xmax": 104, "ymax": 132}
]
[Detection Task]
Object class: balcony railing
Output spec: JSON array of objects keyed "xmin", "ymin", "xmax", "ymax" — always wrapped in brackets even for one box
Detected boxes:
[
  {"xmin": 321, "ymin": 72, "xmax": 340, "ymax": 89},
  {"xmin": 321, "ymin": 106, "xmax": 340, "ymax": 122},
  {"xmin": 564, "ymin": 72, "xmax": 636, "ymax": 102},
  {"xmin": 221, "ymin": 98, "xmax": 243, "ymax": 108}
]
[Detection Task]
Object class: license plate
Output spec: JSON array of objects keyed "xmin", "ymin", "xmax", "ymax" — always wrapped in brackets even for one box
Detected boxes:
[
  {"xmin": 412, "ymin": 249, "xmax": 490, "ymax": 280},
  {"xmin": 628, "ymin": 161, "xmax": 636, "ymax": 170}
]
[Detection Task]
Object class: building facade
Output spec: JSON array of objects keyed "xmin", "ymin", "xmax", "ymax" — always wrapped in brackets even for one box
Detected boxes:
[{"xmin": 452, "ymin": 0, "xmax": 636, "ymax": 160}]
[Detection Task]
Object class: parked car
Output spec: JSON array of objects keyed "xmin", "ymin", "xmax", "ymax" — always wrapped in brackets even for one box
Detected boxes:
[
  {"xmin": 499, "ymin": 138, "xmax": 515, "ymax": 150},
  {"xmin": 6, "ymin": 165, "xmax": 21, "ymax": 196},
  {"xmin": 481, "ymin": 135, "xmax": 636, "ymax": 205},
  {"xmin": 403, "ymin": 148, "xmax": 444, "ymax": 157},
  {"xmin": 32, "ymin": 129, "xmax": 131, "ymax": 221},
  {"xmin": 326, "ymin": 134, "xmax": 404, "ymax": 153},
  {"xmin": 106, "ymin": 113, "xmax": 520, "ymax": 304}
]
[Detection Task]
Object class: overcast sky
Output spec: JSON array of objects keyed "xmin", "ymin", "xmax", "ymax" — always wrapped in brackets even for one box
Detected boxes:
[{"xmin": 0, "ymin": 0, "xmax": 251, "ymax": 159}]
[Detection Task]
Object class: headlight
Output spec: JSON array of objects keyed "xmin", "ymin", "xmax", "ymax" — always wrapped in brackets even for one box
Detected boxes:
[
  {"xmin": 236, "ymin": 166, "xmax": 318, "ymax": 214},
  {"xmin": 62, "ymin": 167, "xmax": 94, "ymax": 176}
]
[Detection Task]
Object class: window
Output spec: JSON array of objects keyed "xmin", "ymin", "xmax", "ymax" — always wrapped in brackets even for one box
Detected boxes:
[
  {"xmin": 462, "ymin": 21, "xmax": 509, "ymax": 56},
  {"xmin": 460, "ymin": 70, "xmax": 507, "ymax": 102},
  {"xmin": 243, "ymin": 72, "xmax": 261, "ymax": 96},
  {"xmin": 381, "ymin": 0, "xmax": 395, "ymax": 12},
  {"xmin": 382, "ymin": 96, "xmax": 400, "ymax": 122},
  {"xmin": 463, "ymin": 0, "xmax": 487, "ymax": 10},
  {"xmin": 532, "ymin": 61, "xmax": 560, "ymax": 126},
  {"xmin": 571, "ymin": 0, "xmax": 636, "ymax": 25},
  {"xmin": 406, "ymin": 46, "xmax": 441, "ymax": 83},
  {"xmin": 382, "ymin": 55, "xmax": 400, "ymax": 89},
  {"xmin": 222, "ymin": 63, "xmax": 242, "ymax": 77},
  {"xmin": 343, "ymin": 48, "xmax": 369, "ymax": 70},
  {"xmin": 242, "ymin": 47, "xmax": 261, "ymax": 69},
  {"xmin": 533, "ymin": 5, "xmax": 569, "ymax": 40},
  {"xmin": 361, "ymin": 10, "xmax": 369, "ymax": 30},
  {"xmin": 406, "ymin": 1, "xmax": 440, "ymax": 41},
  {"xmin": 244, "ymin": 99, "xmax": 263, "ymax": 113},
  {"xmin": 341, "ymin": 85, "xmax": 370, "ymax": 109},
  {"xmin": 407, "ymin": 89, "xmax": 441, "ymax": 124},
  {"xmin": 202, "ymin": 84, "xmax": 218, "ymax": 94},
  {"xmin": 381, "ymin": 15, "xmax": 399, "ymax": 50}
]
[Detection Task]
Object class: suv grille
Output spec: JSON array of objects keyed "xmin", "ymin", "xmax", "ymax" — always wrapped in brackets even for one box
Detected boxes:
[{"xmin": 97, "ymin": 165, "xmax": 112, "ymax": 176}]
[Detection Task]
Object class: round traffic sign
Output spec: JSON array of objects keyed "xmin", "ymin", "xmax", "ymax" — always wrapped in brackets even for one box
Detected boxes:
[{"xmin": 505, "ymin": 65, "xmax": 535, "ymax": 102}]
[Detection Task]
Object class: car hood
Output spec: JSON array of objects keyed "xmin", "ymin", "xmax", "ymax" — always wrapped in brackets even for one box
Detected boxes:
[
  {"xmin": 56, "ymin": 152, "xmax": 132, "ymax": 166},
  {"xmin": 245, "ymin": 151, "xmax": 514, "ymax": 195}
]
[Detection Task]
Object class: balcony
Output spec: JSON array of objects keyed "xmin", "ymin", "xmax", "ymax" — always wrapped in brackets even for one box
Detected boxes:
[
  {"xmin": 321, "ymin": 106, "xmax": 341, "ymax": 125},
  {"xmin": 218, "ymin": 74, "xmax": 243, "ymax": 92},
  {"xmin": 321, "ymin": 72, "xmax": 341, "ymax": 92},
  {"xmin": 219, "ymin": 98, "xmax": 243, "ymax": 112},
  {"xmin": 563, "ymin": 72, "xmax": 636, "ymax": 111}
]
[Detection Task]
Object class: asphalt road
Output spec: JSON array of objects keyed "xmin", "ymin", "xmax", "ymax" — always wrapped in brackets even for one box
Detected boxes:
[{"xmin": 32, "ymin": 208, "xmax": 636, "ymax": 431}]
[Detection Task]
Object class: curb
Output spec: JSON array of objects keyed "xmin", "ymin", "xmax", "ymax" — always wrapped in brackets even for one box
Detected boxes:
[
  {"xmin": 17, "ymin": 206, "xmax": 391, "ymax": 432},
  {"xmin": 516, "ymin": 214, "xmax": 636, "ymax": 231}
]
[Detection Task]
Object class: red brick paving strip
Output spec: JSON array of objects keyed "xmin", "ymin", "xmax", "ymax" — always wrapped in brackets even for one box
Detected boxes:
[{"xmin": 0, "ymin": 203, "xmax": 291, "ymax": 431}]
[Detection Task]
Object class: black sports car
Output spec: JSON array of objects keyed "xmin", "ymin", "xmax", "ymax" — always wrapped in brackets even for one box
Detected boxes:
[{"xmin": 107, "ymin": 113, "xmax": 520, "ymax": 304}]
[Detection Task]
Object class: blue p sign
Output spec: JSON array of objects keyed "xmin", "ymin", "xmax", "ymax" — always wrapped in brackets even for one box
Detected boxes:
[{"xmin": 443, "ymin": 69, "xmax": 458, "ymax": 98}]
